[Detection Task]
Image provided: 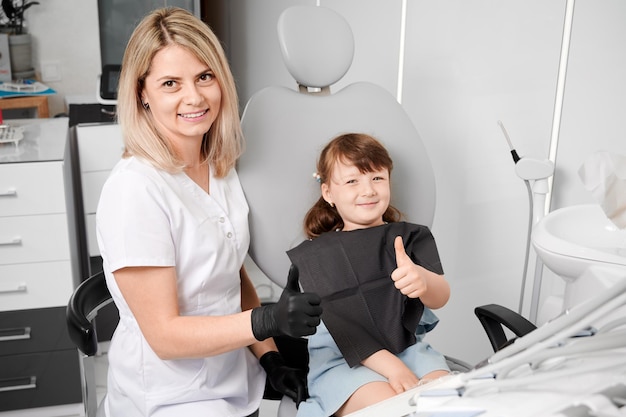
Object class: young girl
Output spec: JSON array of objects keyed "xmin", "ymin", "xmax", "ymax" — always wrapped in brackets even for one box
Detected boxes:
[{"xmin": 287, "ymin": 133, "xmax": 451, "ymax": 416}]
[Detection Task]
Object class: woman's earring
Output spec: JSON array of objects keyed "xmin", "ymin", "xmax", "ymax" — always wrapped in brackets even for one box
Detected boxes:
[
  {"xmin": 142, "ymin": 102, "xmax": 150, "ymax": 110},
  {"xmin": 328, "ymin": 201, "xmax": 335, "ymax": 208}
]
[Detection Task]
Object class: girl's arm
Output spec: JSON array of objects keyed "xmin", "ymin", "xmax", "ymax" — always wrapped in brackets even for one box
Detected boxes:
[{"xmin": 362, "ymin": 349, "xmax": 419, "ymax": 394}]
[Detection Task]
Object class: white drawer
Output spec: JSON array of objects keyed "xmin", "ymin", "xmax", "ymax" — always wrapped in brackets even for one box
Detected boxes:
[
  {"xmin": 0, "ymin": 261, "xmax": 73, "ymax": 311},
  {"xmin": 0, "ymin": 162, "xmax": 65, "ymax": 217},
  {"xmin": 0, "ymin": 214, "xmax": 69, "ymax": 265},
  {"xmin": 76, "ymin": 124, "xmax": 124, "ymax": 172},
  {"xmin": 85, "ymin": 213, "xmax": 100, "ymax": 257},
  {"xmin": 81, "ymin": 170, "xmax": 111, "ymax": 214}
]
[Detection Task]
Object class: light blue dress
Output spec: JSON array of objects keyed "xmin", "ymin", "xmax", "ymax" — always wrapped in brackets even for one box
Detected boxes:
[{"xmin": 296, "ymin": 308, "xmax": 449, "ymax": 417}]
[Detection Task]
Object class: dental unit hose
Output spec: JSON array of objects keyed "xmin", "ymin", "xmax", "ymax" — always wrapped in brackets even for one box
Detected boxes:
[
  {"xmin": 498, "ymin": 121, "xmax": 555, "ymax": 319},
  {"xmin": 498, "ymin": 120, "xmax": 533, "ymax": 315}
]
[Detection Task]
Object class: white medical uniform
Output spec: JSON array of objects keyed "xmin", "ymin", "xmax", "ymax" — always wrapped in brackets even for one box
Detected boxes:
[{"xmin": 96, "ymin": 156, "xmax": 265, "ymax": 417}]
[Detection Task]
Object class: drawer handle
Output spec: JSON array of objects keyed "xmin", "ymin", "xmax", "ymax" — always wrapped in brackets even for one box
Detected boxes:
[
  {"xmin": 0, "ymin": 376, "xmax": 37, "ymax": 392},
  {"xmin": 0, "ymin": 282, "xmax": 27, "ymax": 294},
  {"xmin": 0, "ymin": 187, "xmax": 17, "ymax": 197},
  {"xmin": 0, "ymin": 326, "xmax": 31, "ymax": 342},
  {"xmin": 0, "ymin": 236, "xmax": 22, "ymax": 246}
]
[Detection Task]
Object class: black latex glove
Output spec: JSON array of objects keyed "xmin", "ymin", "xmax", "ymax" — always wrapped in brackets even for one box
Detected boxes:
[
  {"xmin": 260, "ymin": 351, "xmax": 308, "ymax": 406},
  {"xmin": 251, "ymin": 265, "xmax": 322, "ymax": 341}
]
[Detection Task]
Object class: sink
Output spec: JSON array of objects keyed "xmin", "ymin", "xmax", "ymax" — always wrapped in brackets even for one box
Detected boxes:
[
  {"xmin": 532, "ymin": 204, "xmax": 626, "ymax": 315},
  {"xmin": 533, "ymin": 204, "xmax": 626, "ymax": 280}
]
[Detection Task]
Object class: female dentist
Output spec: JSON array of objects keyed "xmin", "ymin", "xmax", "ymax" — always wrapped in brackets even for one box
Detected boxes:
[{"xmin": 96, "ymin": 7, "xmax": 322, "ymax": 417}]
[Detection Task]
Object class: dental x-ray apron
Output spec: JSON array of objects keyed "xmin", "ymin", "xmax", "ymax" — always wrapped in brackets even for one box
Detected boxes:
[{"xmin": 288, "ymin": 222, "xmax": 444, "ymax": 367}]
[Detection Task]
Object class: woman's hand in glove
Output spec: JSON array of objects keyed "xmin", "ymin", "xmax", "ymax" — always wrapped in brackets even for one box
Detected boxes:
[
  {"xmin": 251, "ymin": 265, "xmax": 322, "ymax": 340},
  {"xmin": 260, "ymin": 351, "xmax": 308, "ymax": 406}
]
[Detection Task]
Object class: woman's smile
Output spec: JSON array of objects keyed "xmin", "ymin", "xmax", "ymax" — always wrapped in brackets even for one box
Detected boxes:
[{"xmin": 179, "ymin": 109, "xmax": 209, "ymax": 120}]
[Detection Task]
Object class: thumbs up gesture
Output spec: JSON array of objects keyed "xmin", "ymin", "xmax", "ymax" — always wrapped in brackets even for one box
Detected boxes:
[
  {"xmin": 391, "ymin": 236, "xmax": 427, "ymax": 299},
  {"xmin": 251, "ymin": 265, "xmax": 323, "ymax": 340}
]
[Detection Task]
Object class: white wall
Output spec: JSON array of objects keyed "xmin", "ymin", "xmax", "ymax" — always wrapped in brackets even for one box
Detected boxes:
[
  {"xmin": 401, "ymin": 0, "xmax": 566, "ymax": 363},
  {"xmin": 25, "ymin": 0, "xmax": 626, "ymax": 365},
  {"xmin": 552, "ymin": 0, "xmax": 626, "ymax": 208}
]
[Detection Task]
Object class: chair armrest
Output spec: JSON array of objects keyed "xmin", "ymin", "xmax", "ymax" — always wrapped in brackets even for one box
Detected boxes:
[
  {"xmin": 474, "ymin": 304, "xmax": 537, "ymax": 352},
  {"xmin": 66, "ymin": 272, "xmax": 113, "ymax": 356}
]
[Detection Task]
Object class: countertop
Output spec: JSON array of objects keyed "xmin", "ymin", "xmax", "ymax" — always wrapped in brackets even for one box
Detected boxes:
[{"xmin": 0, "ymin": 117, "xmax": 69, "ymax": 164}]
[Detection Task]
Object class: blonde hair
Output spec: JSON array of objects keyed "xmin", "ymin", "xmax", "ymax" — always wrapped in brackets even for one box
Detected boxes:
[
  {"xmin": 116, "ymin": 7, "xmax": 243, "ymax": 177},
  {"xmin": 304, "ymin": 133, "xmax": 402, "ymax": 238}
]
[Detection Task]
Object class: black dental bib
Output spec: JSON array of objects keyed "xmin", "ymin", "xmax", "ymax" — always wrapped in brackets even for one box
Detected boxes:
[{"xmin": 287, "ymin": 222, "xmax": 443, "ymax": 367}]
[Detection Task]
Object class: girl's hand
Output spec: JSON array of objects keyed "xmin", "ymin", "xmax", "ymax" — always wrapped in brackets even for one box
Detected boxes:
[
  {"xmin": 391, "ymin": 236, "xmax": 427, "ymax": 299},
  {"xmin": 391, "ymin": 236, "xmax": 451, "ymax": 308},
  {"xmin": 386, "ymin": 364, "xmax": 419, "ymax": 394},
  {"xmin": 362, "ymin": 350, "xmax": 419, "ymax": 394}
]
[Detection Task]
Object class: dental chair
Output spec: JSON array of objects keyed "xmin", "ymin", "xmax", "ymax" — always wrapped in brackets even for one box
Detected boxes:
[
  {"xmin": 239, "ymin": 5, "xmax": 437, "ymax": 288},
  {"xmin": 238, "ymin": 5, "xmax": 473, "ymax": 416}
]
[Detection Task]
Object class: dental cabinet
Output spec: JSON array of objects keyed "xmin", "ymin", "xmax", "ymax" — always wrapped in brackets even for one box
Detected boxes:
[
  {"xmin": 73, "ymin": 123, "xmax": 123, "ymax": 271},
  {"xmin": 0, "ymin": 118, "xmax": 83, "ymax": 416}
]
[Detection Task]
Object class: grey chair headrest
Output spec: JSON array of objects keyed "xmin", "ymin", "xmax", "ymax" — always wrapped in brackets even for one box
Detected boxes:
[{"xmin": 277, "ymin": 5, "xmax": 354, "ymax": 89}]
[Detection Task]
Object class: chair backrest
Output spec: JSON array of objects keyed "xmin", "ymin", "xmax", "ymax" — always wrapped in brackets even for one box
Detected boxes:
[
  {"xmin": 66, "ymin": 271, "xmax": 113, "ymax": 356},
  {"xmin": 238, "ymin": 5, "xmax": 436, "ymax": 287}
]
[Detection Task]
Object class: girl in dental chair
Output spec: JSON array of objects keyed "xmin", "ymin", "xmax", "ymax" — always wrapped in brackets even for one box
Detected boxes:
[{"xmin": 288, "ymin": 133, "xmax": 450, "ymax": 416}]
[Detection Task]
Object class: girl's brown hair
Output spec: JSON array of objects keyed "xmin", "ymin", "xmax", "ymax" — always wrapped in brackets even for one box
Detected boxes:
[{"xmin": 304, "ymin": 133, "xmax": 402, "ymax": 238}]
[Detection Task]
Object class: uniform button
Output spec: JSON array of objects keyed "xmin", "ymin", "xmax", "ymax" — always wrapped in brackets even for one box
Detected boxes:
[
  {"xmin": 226, "ymin": 232, "xmax": 233, "ymax": 239},
  {"xmin": 219, "ymin": 217, "xmax": 225, "ymax": 223}
]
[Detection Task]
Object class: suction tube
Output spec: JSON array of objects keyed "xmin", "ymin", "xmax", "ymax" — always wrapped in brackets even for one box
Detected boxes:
[{"xmin": 498, "ymin": 121, "xmax": 533, "ymax": 315}]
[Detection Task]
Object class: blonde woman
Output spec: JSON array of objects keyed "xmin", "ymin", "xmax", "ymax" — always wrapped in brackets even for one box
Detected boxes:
[{"xmin": 97, "ymin": 7, "xmax": 321, "ymax": 417}]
